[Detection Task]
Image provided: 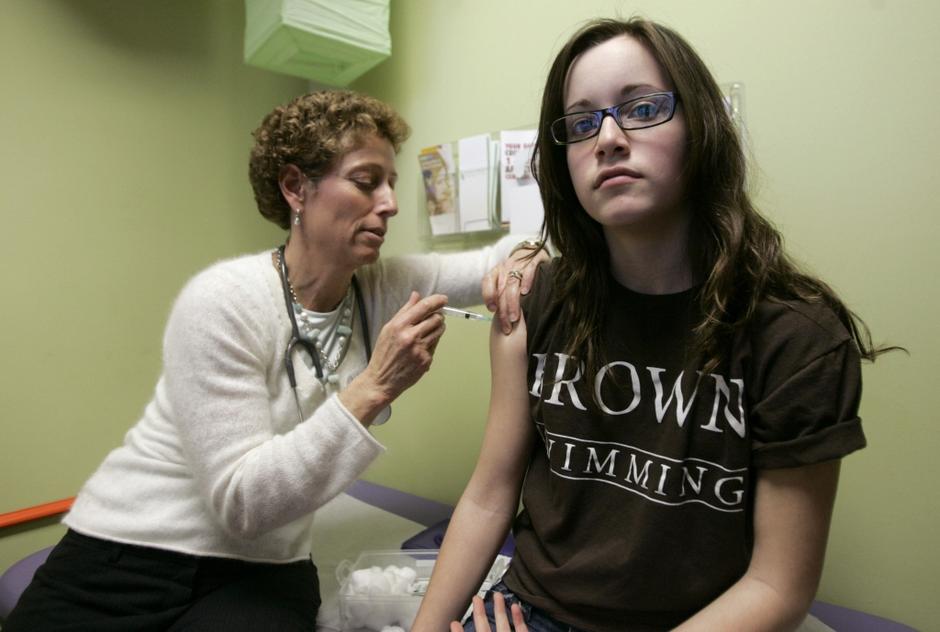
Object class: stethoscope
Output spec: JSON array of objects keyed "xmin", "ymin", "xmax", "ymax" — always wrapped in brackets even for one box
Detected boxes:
[{"xmin": 277, "ymin": 245, "xmax": 371, "ymax": 421}]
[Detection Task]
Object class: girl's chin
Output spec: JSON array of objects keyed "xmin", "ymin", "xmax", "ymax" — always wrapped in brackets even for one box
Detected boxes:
[{"xmin": 590, "ymin": 200, "xmax": 689, "ymax": 231}]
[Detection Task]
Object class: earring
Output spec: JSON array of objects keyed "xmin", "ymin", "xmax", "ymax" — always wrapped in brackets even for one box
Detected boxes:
[{"xmin": 293, "ymin": 208, "xmax": 301, "ymax": 226}]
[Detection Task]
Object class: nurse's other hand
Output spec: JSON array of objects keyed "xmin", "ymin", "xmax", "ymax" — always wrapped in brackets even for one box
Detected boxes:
[{"xmin": 482, "ymin": 245, "xmax": 549, "ymax": 334}]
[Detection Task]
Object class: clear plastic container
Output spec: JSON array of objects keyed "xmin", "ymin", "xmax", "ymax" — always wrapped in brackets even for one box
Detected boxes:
[{"xmin": 336, "ymin": 549, "xmax": 439, "ymax": 632}]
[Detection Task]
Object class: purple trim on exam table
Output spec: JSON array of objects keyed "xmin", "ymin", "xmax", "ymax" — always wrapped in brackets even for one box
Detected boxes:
[
  {"xmin": 345, "ymin": 479, "xmax": 454, "ymax": 527},
  {"xmin": 808, "ymin": 601, "xmax": 918, "ymax": 631},
  {"xmin": 346, "ymin": 480, "xmax": 515, "ymax": 555},
  {"xmin": 0, "ymin": 546, "xmax": 52, "ymax": 619}
]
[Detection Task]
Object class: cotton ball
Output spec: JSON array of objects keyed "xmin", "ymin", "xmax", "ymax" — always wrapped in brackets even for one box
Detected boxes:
[
  {"xmin": 349, "ymin": 567, "xmax": 391, "ymax": 596},
  {"xmin": 347, "ymin": 569, "xmax": 373, "ymax": 594},
  {"xmin": 344, "ymin": 564, "xmax": 425, "ymax": 630},
  {"xmin": 382, "ymin": 565, "xmax": 414, "ymax": 595},
  {"xmin": 370, "ymin": 572, "xmax": 391, "ymax": 595},
  {"xmin": 347, "ymin": 570, "xmax": 364, "ymax": 589},
  {"xmin": 381, "ymin": 566, "xmax": 400, "ymax": 592},
  {"xmin": 399, "ymin": 566, "xmax": 417, "ymax": 585}
]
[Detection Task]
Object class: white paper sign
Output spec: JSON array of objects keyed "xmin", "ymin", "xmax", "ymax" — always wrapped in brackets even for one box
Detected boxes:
[{"xmin": 499, "ymin": 129, "xmax": 544, "ymax": 235}]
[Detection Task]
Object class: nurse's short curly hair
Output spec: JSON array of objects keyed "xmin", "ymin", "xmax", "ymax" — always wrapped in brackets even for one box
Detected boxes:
[{"xmin": 249, "ymin": 90, "xmax": 410, "ymax": 229}]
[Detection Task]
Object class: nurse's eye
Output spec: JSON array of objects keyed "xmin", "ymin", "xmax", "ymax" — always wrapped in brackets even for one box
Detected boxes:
[{"xmin": 350, "ymin": 177, "xmax": 378, "ymax": 192}]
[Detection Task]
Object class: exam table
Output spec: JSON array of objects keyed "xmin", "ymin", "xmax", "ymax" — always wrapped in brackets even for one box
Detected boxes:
[{"xmin": 0, "ymin": 481, "xmax": 918, "ymax": 631}]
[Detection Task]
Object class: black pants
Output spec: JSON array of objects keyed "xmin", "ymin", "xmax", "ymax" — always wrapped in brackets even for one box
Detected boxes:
[{"xmin": 4, "ymin": 529, "xmax": 321, "ymax": 631}]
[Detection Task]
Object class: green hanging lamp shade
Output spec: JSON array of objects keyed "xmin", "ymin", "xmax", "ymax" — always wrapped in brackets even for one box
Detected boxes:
[{"xmin": 244, "ymin": 0, "xmax": 390, "ymax": 86}]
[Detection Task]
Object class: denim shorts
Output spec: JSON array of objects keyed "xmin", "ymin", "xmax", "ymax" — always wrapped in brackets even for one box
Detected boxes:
[{"xmin": 463, "ymin": 581, "xmax": 588, "ymax": 632}]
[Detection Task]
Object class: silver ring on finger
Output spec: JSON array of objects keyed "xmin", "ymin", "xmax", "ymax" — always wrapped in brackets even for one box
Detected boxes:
[{"xmin": 507, "ymin": 269, "xmax": 523, "ymax": 283}]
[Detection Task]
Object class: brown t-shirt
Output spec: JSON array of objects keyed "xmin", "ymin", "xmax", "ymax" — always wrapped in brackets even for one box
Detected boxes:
[{"xmin": 502, "ymin": 261, "xmax": 865, "ymax": 631}]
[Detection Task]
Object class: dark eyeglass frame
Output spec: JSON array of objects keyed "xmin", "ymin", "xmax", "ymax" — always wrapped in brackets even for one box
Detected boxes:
[{"xmin": 550, "ymin": 91, "xmax": 679, "ymax": 145}]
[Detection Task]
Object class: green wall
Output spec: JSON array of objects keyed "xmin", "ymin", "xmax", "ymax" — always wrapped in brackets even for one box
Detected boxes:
[
  {"xmin": 352, "ymin": 1, "xmax": 939, "ymax": 629},
  {"xmin": 0, "ymin": 0, "xmax": 302, "ymax": 572},
  {"xmin": 1, "ymin": 1, "xmax": 937, "ymax": 630}
]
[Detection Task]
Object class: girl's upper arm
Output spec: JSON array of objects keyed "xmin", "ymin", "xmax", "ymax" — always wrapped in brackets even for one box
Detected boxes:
[
  {"xmin": 747, "ymin": 459, "xmax": 841, "ymax": 608},
  {"xmin": 464, "ymin": 313, "xmax": 536, "ymax": 505}
]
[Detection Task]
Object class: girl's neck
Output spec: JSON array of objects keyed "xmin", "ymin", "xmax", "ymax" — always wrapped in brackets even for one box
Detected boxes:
[
  {"xmin": 283, "ymin": 239, "xmax": 353, "ymax": 312},
  {"xmin": 604, "ymin": 215, "xmax": 695, "ymax": 295}
]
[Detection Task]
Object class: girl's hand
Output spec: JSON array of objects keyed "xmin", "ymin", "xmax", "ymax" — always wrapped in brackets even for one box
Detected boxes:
[{"xmin": 449, "ymin": 593, "xmax": 528, "ymax": 632}]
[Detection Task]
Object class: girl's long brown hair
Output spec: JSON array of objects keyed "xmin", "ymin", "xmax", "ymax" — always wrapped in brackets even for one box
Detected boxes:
[{"xmin": 532, "ymin": 17, "xmax": 895, "ymax": 380}]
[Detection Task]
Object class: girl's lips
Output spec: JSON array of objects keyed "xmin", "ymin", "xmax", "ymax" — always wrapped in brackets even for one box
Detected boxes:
[
  {"xmin": 597, "ymin": 173, "xmax": 640, "ymax": 189},
  {"xmin": 595, "ymin": 167, "xmax": 642, "ymax": 188}
]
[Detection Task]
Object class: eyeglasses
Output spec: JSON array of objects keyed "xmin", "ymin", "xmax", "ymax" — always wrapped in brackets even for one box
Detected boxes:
[{"xmin": 550, "ymin": 92, "xmax": 678, "ymax": 145}]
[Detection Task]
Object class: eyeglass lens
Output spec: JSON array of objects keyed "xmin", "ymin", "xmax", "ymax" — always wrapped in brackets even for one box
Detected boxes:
[{"xmin": 553, "ymin": 93, "xmax": 675, "ymax": 144}]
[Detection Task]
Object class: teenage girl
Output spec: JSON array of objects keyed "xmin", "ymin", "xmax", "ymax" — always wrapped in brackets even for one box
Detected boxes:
[{"xmin": 413, "ymin": 17, "xmax": 892, "ymax": 632}]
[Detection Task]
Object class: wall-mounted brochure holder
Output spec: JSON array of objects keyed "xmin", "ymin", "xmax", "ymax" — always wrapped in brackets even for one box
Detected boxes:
[
  {"xmin": 419, "ymin": 129, "xmax": 544, "ymax": 238},
  {"xmin": 721, "ymin": 82, "xmax": 746, "ymax": 136},
  {"xmin": 720, "ymin": 82, "xmax": 750, "ymax": 175}
]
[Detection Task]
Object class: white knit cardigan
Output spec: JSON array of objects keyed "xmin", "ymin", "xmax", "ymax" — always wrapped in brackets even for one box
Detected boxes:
[{"xmin": 65, "ymin": 238, "xmax": 517, "ymax": 563}]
